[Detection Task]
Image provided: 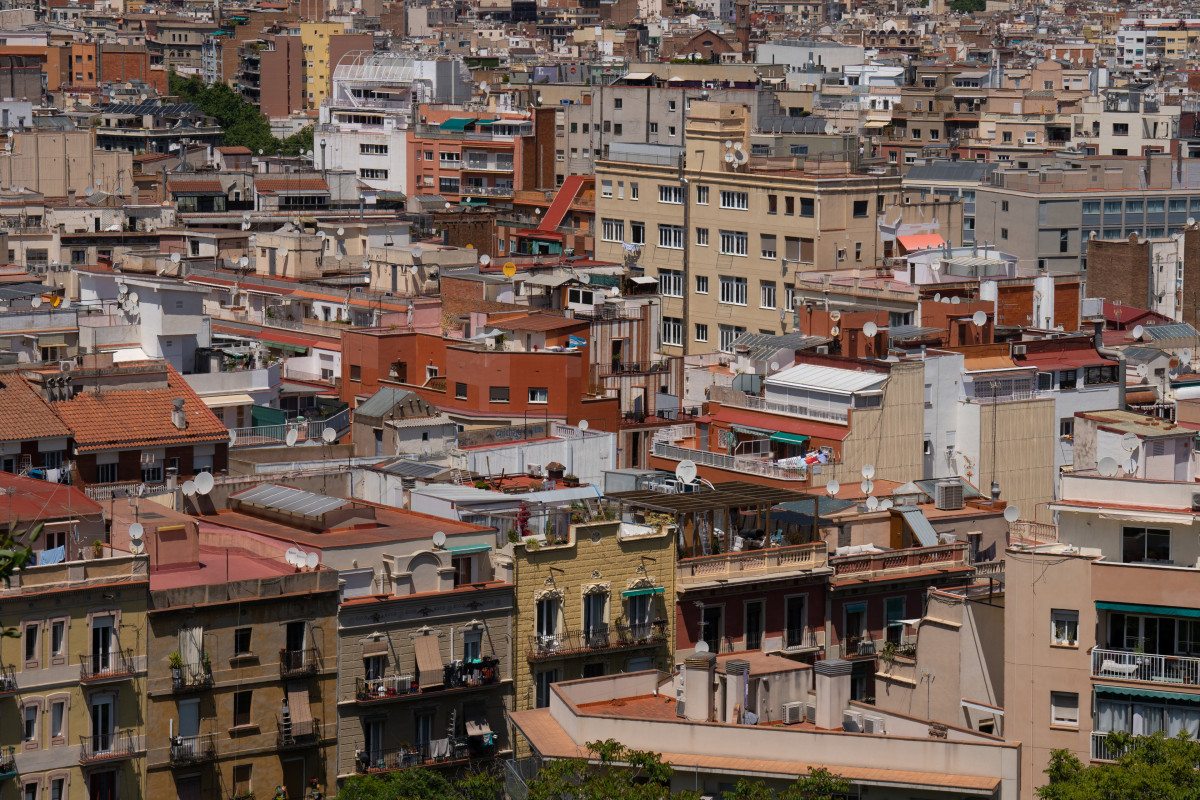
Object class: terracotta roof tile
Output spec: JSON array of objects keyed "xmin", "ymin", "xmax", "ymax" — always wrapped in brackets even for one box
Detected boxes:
[
  {"xmin": 0, "ymin": 374, "xmax": 71, "ymax": 442},
  {"xmin": 254, "ymin": 177, "xmax": 329, "ymax": 194},
  {"xmin": 52, "ymin": 365, "xmax": 228, "ymax": 452},
  {"xmin": 168, "ymin": 177, "xmax": 224, "ymax": 193}
]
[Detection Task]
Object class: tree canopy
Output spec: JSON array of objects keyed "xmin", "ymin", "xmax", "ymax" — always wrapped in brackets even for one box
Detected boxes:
[
  {"xmin": 167, "ymin": 73, "xmax": 313, "ymax": 157},
  {"xmin": 949, "ymin": 0, "xmax": 985, "ymax": 11},
  {"xmin": 1038, "ymin": 732, "xmax": 1200, "ymax": 800},
  {"xmin": 336, "ymin": 767, "xmax": 501, "ymax": 800}
]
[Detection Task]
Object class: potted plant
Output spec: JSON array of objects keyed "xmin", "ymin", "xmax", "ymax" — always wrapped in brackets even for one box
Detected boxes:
[
  {"xmin": 91, "ymin": 540, "xmax": 104, "ymax": 559},
  {"xmin": 201, "ymin": 650, "xmax": 212, "ymax": 675},
  {"xmin": 168, "ymin": 651, "xmax": 183, "ymax": 682},
  {"xmin": 562, "ymin": 473, "xmax": 579, "ymax": 487}
]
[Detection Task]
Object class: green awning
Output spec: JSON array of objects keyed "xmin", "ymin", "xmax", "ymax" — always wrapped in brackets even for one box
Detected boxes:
[
  {"xmin": 474, "ymin": 119, "xmax": 497, "ymax": 127},
  {"xmin": 770, "ymin": 432, "xmax": 810, "ymax": 446},
  {"xmin": 262, "ymin": 340, "xmax": 309, "ymax": 355},
  {"xmin": 1096, "ymin": 601, "xmax": 1200, "ymax": 619},
  {"xmin": 446, "ymin": 543, "xmax": 491, "ymax": 555},
  {"xmin": 440, "ymin": 117, "xmax": 476, "ymax": 131},
  {"xmin": 460, "ymin": 198, "xmax": 488, "ymax": 206},
  {"xmin": 622, "ymin": 586, "xmax": 665, "ymax": 598},
  {"xmin": 1095, "ymin": 684, "xmax": 1200, "ymax": 703},
  {"xmin": 732, "ymin": 424, "xmax": 773, "ymax": 437}
]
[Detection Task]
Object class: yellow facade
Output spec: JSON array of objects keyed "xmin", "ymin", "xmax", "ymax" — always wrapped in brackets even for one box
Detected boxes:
[
  {"xmin": 512, "ymin": 519, "xmax": 677, "ymax": 718},
  {"xmin": 298, "ymin": 23, "xmax": 342, "ymax": 108},
  {"xmin": 0, "ymin": 555, "xmax": 149, "ymax": 800}
]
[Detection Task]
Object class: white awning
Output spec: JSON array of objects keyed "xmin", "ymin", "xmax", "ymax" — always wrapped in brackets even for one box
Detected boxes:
[
  {"xmin": 630, "ymin": 275, "xmax": 658, "ymax": 285},
  {"xmin": 623, "ymin": 72, "xmax": 654, "ymax": 80},
  {"xmin": 201, "ymin": 392, "xmax": 255, "ymax": 408},
  {"xmin": 112, "ymin": 347, "xmax": 152, "ymax": 363},
  {"xmin": 1050, "ymin": 504, "xmax": 1194, "ymax": 525},
  {"xmin": 961, "ymin": 698, "xmax": 1004, "ymax": 716},
  {"xmin": 522, "ymin": 273, "xmax": 574, "ymax": 287}
]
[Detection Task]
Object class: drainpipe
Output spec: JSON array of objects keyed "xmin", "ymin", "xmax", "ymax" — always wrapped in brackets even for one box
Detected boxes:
[{"xmin": 1092, "ymin": 317, "xmax": 1125, "ymax": 408}]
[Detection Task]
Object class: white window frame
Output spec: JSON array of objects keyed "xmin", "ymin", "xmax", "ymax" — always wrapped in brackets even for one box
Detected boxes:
[
  {"xmin": 662, "ymin": 317, "xmax": 683, "ymax": 347},
  {"xmin": 719, "ymin": 276, "xmax": 747, "ymax": 306},
  {"xmin": 696, "ymin": 185, "xmax": 709, "ymax": 204},
  {"xmin": 658, "ymin": 225, "xmax": 684, "ymax": 250},
  {"xmin": 658, "ymin": 269, "xmax": 683, "ymax": 297},
  {"xmin": 658, "ymin": 184, "xmax": 684, "ymax": 204},
  {"xmin": 760, "ymin": 281, "xmax": 776, "ymax": 310},
  {"xmin": 696, "ymin": 227, "xmax": 709, "ymax": 246},
  {"xmin": 1050, "ymin": 691, "xmax": 1079, "ymax": 727},
  {"xmin": 696, "ymin": 275, "xmax": 709, "ymax": 294},
  {"xmin": 719, "ymin": 230, "xmax": 748, "ymax": 257},
  {"xmin": 601, "ymin": 218, "xmax": 624, "ymax": 243},
  {"xmin": 719, "ymin": 190, "xmax": 749, "ymax": 210},
  {"xmin": 528, "ymin": 387, "xmax": 549, "ymax": 404},
  {"xmin": 1051, "ymin": 609, "xmax": 1078, "ymax": 646}
]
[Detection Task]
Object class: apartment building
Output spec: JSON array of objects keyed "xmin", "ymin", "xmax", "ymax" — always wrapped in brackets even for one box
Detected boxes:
[
  {"xmin": 594, "ymin": 101, "xmax": 903, "ymax": 355},
  {"xmin": 406, "ymin": 108, "xmax": 533, "ymax": 206},
  {"xmin": 296, "ymin": 24, "xmax": 372, "ymax": 110}
]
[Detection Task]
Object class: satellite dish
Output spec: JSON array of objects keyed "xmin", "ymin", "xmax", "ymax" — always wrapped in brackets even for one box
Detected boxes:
[
  {"xmin": 934, "ymin": 293, "xmax": 943, "ymax": 302},
  {"xmin": 1136, "ymin": 363, "xmax": 1149, "ymax": 377},
  {"xmin": 304, "ymin": 552, "xmax": 319, "ymax": 570},
  {"xmin": 1098, "ymin": 456, "xmax": 1119, "ymax": 477},
  {"xmin": 84, "ymin": 186, "xmax": 94, "ymax": 196},
  {"xmin": 950, "ymin": 296, "xmax": 961, "ymax": 305},
  {"xmin": 182, "ymin": 480, "xmax": 197, "ymax": 497},
  {"xmin": 170, "ymin": 252, "xmax": 181, "ymax": 264},
  {"xmin": 129, "ymin": 523, "xmax": 144, "ymax": 541},
  {"xmin": 578, "ymin": 419, "xmax": 589, "ymax": 431},
  {"xmin": 929, "ymin": 260, "xmax": 941, "ymax": 272},
  {"xmin": 31, "ymin": 295, "xmax": 42, "ymax": 308},
  {"xmin": 129, "ymin": 292, "xmax": 139, "ymax": 306},
  {"xmin": 411, "ymin": 245, "xmax": 424, "ymax": 259},
  {"xmin": 432, "ymin": 530, "xmax": 447, "ymax": 548},
  {"xmin": 579, "ymin": 272, "xmax": 591, "ymax": 284},
  {"xmin": 725, "ymin": 140, "xmax": 733, "ymax": 148},
  {"xmin": 1121, "ymin": 432, "xmax": 1140, "ymax": 452},
  {"xmin": 676, "ymin": 460, "xmax": 698, "ymax": 484},
  {"xmin": 866, "ymin": 496, "xmax": 880, "ymax": 512},
  {"xmin": 1131, "ymin": 325, "xmax": 1145, "ymax": 340},
  {"xmin": 724, "ymin": 152, "xmax": 735, "ymax": 164},
  {"xmin": 503, "ymin": 262, "xmax": 517, "ymax": 278},
  {"xmin": 118, "ymin": 283, "xmax": 128, "ymax": 296},
  {"xmin": 972, "ymin": 310, "xmax": 987, "ymax": 327},
  {"xmin": 769, "ymin": 361, "xmax": 780, "ymax": 372},
  {"xmin": 1182, "ymin": 348, "xmax": 1194, "ymax": 364},
  {"xmin": 408, "ymin": 264, "xmax": 419, "ymax": 275},
  {"xmin": 241, "ymin": 222, "xmax": 251, "ymax": 231},
  {"xmin": 826, "ymin": 480, "xmax": 840, "ymax": 496},
  {"xmin": 1003, "ymin": 505, "xmax": 1021, "ymax": 523},
  {"xmin": 278, "ymin": 246, "xmax": 289, "ymax": 257},
  {"xmin": 879, "ymin": 498, "xmax": 894, "ymax": 511},
  {"xmin": 480, "ymin": 254, "xmax": 492, "ymax": 266},
  {"xmin": 322, "ymin": 427, "xmax": 337, "ymax": 443},
  {"xmin": 130, "ymin": 541, "xmax": 144, "ymax": 555},
  {"xmin": 194, "ymin": 471, "xmax": 215, "ymax": 495},
  {"xmin": 243, "ymin": 212, "xmax": 251, "ymax": 221},
  {"xmin": 285, "ymin": 546, "xmax": 301, "ymax": 565},
  {"xmin": 861, "ymin": 464, "xmax": 876, "ymax": 480},
  {"xmin": 861, "ymin": 479, "xmax": 874, "ymax": 495},
  {"xmin": 830, "ymin": 326, "xmax": 840, "ymax": 337},
  {"xmin": 285, "ymin": 429, "xmax": 299, "ymax": 447},
  {"xmin": 829, "ymin": 310, "xmax": 842, "ymax": 322},
  {"xmin": 337, "ymin": 227, "xmax": 345, "ymax": 236},
  {"xmin": 695, "ymin": 640, "xmax": 710, "ymax": 654},
  {"xmin": 863, "ymin": 321, "xmax": 878, "ymax": 338},
  {"xmin": 239, "ymin": 256, "xmax": 249, "ymax": 268},
  {"xmin": 1189, "ymin": 217, "xmax": 1197, "ymax": 227}
]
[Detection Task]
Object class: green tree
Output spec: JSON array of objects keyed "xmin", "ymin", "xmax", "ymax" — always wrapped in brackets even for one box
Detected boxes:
[
  {"xmin": 168, "ymin": 72, "xmax": 286, "ymax": 154},
  {"xmin": 723, "ymin": 768, "xmax": 851, "ymax": 800},
  {"xmin": 279, "ymin": 126, "xmax": 315, "ymax": 158},
  {"xmin": 337, "ymin": 767, "xmax": 500, "ymax": 800},
  {"xmin": 949, "ymin": 0, "xmax": 984, "ymax": 11},
  {"xmin": 1038, "ymin": 732, "xmax": 1200, "ymax": 800},
  {"xmin": 525, "ymin": 739, "xmax": 698, "ymax": 800}
]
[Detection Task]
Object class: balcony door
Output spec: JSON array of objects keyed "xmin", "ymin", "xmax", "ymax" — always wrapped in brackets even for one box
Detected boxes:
[
  {"xmin": 90, "ymin": 697, "xmax": 114, "ymax": 753},
  {"xmin": 88, "ymin": 771, "xmax": 117, "ymax": 800},
  {"xmin": 179, "ymin": 698, "xmax": 200, "ymax": 740},
  {"xmin": 744, "ymin": 601, "xmax": 764, "ymax": 651},
  {"xmin": 91, "ymin": 616, "xmax": 114, "ymax": 672}
]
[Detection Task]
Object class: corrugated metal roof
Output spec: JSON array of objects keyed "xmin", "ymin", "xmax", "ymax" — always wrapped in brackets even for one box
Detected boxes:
[
  {"xmin": 905, "ymin": 160, "xmax": 998, "ymax": 184},
  {"xmin": 897, "ymin": 506, "xmax": 940, "ymax": 547},
  {"xmin": 230, "ymin": 483, "xmax": 349, "ymax": 517},
  {"xmin": 767, "ymin": 363, "xmax": 887, "ymax": 394},
  {"xmin": 377, "ymin": 458, "xmax": 447, "ymax": 478},
  {"xmin": 728, "ymin": 331, "xmax": 826, "ymax": 362},
  {"xmin": 355, "ymin": 387, "xmax": 418, "ymax": 420}
]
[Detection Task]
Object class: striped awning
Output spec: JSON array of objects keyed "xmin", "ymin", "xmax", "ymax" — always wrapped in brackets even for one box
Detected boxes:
[
  {"xmin": 287, "ymin": 682, "xmax": 314, "ymax": 737},
  {"xmin": 413, "ymin": 635, "xmax": 444, "ymax": 689}
]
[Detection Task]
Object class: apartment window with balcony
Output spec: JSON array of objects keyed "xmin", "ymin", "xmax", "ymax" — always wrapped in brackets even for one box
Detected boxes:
[
  {"xmin": 23, "ymin": 704, "xmax": 36, "ymax": 742},
  {"xmin": 658, "ymin": 225, "xmax": 684, "ymax": 249},
  {"xmin": 695, "ymin": 323, "xmax": 708, "ymax": 342},
  {"xmin": 719, "ymin": 276, "xmax": 747, "ymax": 306},
  {"xmin": 719, "ymin": 191, "xmax": 749, "ymax": 210},
  {"xmin": 439, "ymin": 177, "xmax": 459, "ymax": 194},
  {"xmin": 1051, "ymin": 609, "xmax": 1079, "ymax": 646},
  {"xmin": 785, "ymin": 595, "xmax": 808, "ymax": 649},
  {"xmin": 662, "ymin": 317, "xmax": 682, "ymax": 347},
  {"xmin": 659, "ymin": 185, "xmax": 684, "ymax": 204},
  {"xmin": 719, "ymin": 231, "xmax": 748, "ymax": 257},
  {"xmin": 1051, "ymin": 691, "xmax": 1078, "ymax": 727},
  {"xmin": 658, "ymin": 269, "xmax": 683, "ymax": 297},
  {"xmin": 489, "ymin": 386, "xmax": 509, "ymax": 403},
  {"xmin": 1122, "ymin": 527, "xmax": 1171, "ymax": 564},
  {"xmin": 601, "ymin": 218, "xmax": 624, "ymax": 243},
  {"xmin": 528, "ymin": 387, "xmax": 548, "ymax": 404}
]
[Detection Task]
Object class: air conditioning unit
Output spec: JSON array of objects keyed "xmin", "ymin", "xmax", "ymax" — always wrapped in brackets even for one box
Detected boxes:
[
  {"xmin": 938, "ymin": 532, "xmax": 958, "ymax": 545},
  {"xmin": 864, "ymin": 716, "xmax": 886, "ymax": 734},
  {"xmin": 843, "ymin": 710, "xmax": 863, "ymax": 732},
  {"xmin": 935, "ymin": 480, "xmax": 964, "ymax": 511},
  {"xmin": 1012, "ymin": 344, "xmax": 1027, "ymax": 355},
  {"xmin": 816, "ymin": 345, "xmax": 829, "ymax": 354},
  {"xmin": 527, "ymin": 463, "xmax": 543, "ymax": 477},
  {"xmin": 782, "ymin": 701, "xmax": 805, "ymax": 724},
  {"xmin": 59, "ymin": 360, "xmax": 74, "ymax": 373},
  {"xmin": 396, "ymin": 675, "xmax": 414, "ymax": 693},
  {"xmin": 805, "ymin": 702, "xmax": 816, "ymax": 723}
]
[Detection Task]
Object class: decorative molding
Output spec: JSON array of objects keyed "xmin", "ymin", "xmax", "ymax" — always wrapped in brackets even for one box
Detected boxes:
[
  {"xmin": 581, "ymin": 582, "xmax": 611, "ymax": 596},
  {"xmin": 626, "ymin": 575, "xmax": 657, "ymax": 590},
  {"xmin": 534, "ymin": 586, "xmax": 565, "ymax": 602}
]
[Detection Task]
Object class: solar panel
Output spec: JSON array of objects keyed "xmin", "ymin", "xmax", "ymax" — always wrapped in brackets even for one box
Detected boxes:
[
  {"xmin": 231, "ymin": 483, "xmax": 349, "ymax": 518},
  {"xmin": 99, "ymin": 102, "xmax": 201, "ymax": 117}
]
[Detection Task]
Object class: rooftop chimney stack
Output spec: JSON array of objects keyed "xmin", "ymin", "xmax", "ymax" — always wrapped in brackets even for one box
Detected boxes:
[
  {"xmin": 813, "ymin": 658, "xmax": 852, "ymax": 730},
  {"xmin": 171, "ymin": 398, "xmax": 188, "ymax": 430},
  {"xmin": 683, "ymin": 651, "xmax": 717, "ymax": 722}
]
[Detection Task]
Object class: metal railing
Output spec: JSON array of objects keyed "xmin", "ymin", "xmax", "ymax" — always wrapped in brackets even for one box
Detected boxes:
[
  {"xmin": 463, "ymin": 159, "xmax": 514, "ymax": 172},
  {"xmin": 784, "ymin": 628, "xmax": 818, "ymax": 650},
  {"xmin": 678, "ymin": 543, "xmax": 829, "ymax": 585},
  {"xmin": 1091, "ymin": 647, "xmax": 1200, "ymax": 686},
  {"xmin": 277, "ymin": 717, "xmax": 321, "ymax": 749},
  {"xmin": 172, "ymin": 661, "xmax": 213, "ymax": 692},
  {"xmin": 1008, "ymin": 520, "xmax": 1058, "ymax": 546},
  {"xmin": 0, "ymin": 663, "xmax": 16, "ymax": 695},
  {"xmin": 80, "ymin": 649, "xmax": 136, "ymax": 681},
  {"xmin": 1091, "ymin": 730, "xmax": 1127, "ymax": 762},
  {"xmin": 281, "ymin": 366, "xmax": 336, "ymax": 384},
  {"xmin": 829, "ymin": 543, "xmax": 969, "ymax": 577},
  {"xmin": 356, "ymin": 737, "xmax": 489, "ymax": 774},
  {"xmin": 356, "ymin": 675, "xmax": 416, "ymax": 701},
  {"xmin": 0, "ymin": 746, "xmax": 14, "ymax": 777},
  {"xmin": 279, "ymin": 647, "xmax": 320, "ymax": 677},
  {"xmin": 741, "ymin": 394, "xmax": 850, "ymax": 424},
  {"xmin": 528, "ymin": 623, "xmax": 667, "ymax": 660},
  {"xmin": 623, "ymin": 407, "xmax": 703, "ymax": 425},
  {"xmin": 169, "ymin": 733, "xmax": 217, "ymax": 765},
  {"xmin": 460, "ymin": 185, "xmax": 514, "ymax": 198},
  {"xmin": 652, "ymin": 441, "xmax": 811, "ymax": 481},
  {"xmin": 593, "ymin": 360, "xmax": 673, "ymax": 379},
  {"xmin": 79, "ymin": 728, "xmax": 138, "ymax": 763}
]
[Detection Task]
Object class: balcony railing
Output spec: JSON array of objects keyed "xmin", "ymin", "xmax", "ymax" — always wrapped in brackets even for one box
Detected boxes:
[
  {"xmin": 678, "ymin": 542, "xmax": 829, "ymax": 586},
  {"xmin": 79, "ymin": 729, "xmax": 139, "ymax": 763},
  {"xmin": 652, "ymin": 441, "xmax": 813, "ymax": 482},
  {"xmin": 784, "ymin": 628, "xmax": 819, "ymax": 651},
  {"xmin": 356, "ymin": 738, "xmax": 496, "ymax": 775},
  {"xmin": 829, "ymin": 543, "xmax": 970, "ymax": 578},
  {"xmin": 172, "ymin": 661, "xmax": 213, "ymax": 692},
  {"xmin": 1008, "ymin": 520, "xmax": 1058, "ymax": 546},
  {"xmin": 169, "ymin": 733, "xmax": 217, "ymax": 766},
  {"xmin": 355, "ymin": 658, "xmax": 501, "ymax": 703},
  {"xmin": 460, "ymin": 185, "xmax": 514, "ymax": 198},
  {"xmin": 741, "ymin": 394, "xmax": 850, "ymax": 424},
  {"xmin": 277, "ymin": 717, "xmax": 320, "ymax": 749},
  {"xmin": 623, "ymin": 406, "xmax": 704, "ymax": 426},
  {"xmin": 528, "ymin": 622, "xmax": 668, "ymax": 660},
  {"xmin": 593, "ymin": 360, "xmax": 673, "ymax": 380},
  {"xmin": 80, "ymin": 649, "xmax": 136, "ymax": 681},
  {"xmin": 0, "ymin": 663, "xmax": 16, "ymax": 696},
  {"xmin": 463, "ymin": 159, "xmax": 514, "ymax": 172},
  {"xmin": 1091, "ymin": 730, "xmax": 1128, "ymax": 762},
  {"xmin": 279, "ymin": 647, "xmax": 320, "ymax": 678},
  {"xmin": 1091, "ymin": 647, "xmax": 1200, "ymax": 687},
  {"xmin": 0, "ymin": 746, "xmax": 13, "ymax": 779}
]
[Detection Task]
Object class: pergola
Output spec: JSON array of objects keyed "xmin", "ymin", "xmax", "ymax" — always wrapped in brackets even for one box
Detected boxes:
[{"xmin": 608, "ymin": 482, "xmax": 820, "ymax": 558}]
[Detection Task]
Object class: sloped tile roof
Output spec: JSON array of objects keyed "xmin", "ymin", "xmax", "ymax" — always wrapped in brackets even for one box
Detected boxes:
[{"xmin": 0, "ymin": 374, "xmax": 71, "ymax": 442}]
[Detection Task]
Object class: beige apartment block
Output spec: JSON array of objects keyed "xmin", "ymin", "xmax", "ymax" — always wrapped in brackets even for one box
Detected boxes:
[
  {"xmin": 594, "ymin": 101, "xmax": 903, "ymax": 355},
  {"xmin": 0, "ymin": 130, "xmax": 131, "ymax": 200}
]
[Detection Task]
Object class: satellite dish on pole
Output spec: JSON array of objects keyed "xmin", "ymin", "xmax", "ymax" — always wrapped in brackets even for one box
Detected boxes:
[
  {"xmin": 31, "ymin": 295, "xmax": 42, "ymax": 309},
  {"xmin": 1098, "ymin": 457, "xmax": 1119, "ymax": 477},
  {"xmin": 129, "ymin": 523, "xmax": 144, "ymax": 541},
  {"xmin": 1131, "ymin": 325, "xmax": 1145, "ymax": 340},
  {"xmin": 194, "ymin": 471, "xmax": 215, "ymax": 495},
  {"xmin": 1003, "ymin": 505, "xmax": 1021, "ymax": 523},
  {"xmin": 503, "ymin": 262, "xmax": 517, "ymax": 278},
  {"xmin": 863, "ymin": 321, "xmax": 878, "ymax": 338},
  {"xmin": 860, "ymin": 479, "xmax": 874, "ymax": 495},
  {"xmin": 866, "ymin": 496, "xmax": 880, "ymax": 512},
  {"xmin": 130, "ymin": 541, "xmax": 144, "ymax": 555},
  {"xmin": 182, "ymin": 480, "xmax": 197, "ymax": 497},
  {"xmin": 861, "ymin": 464, "xmax": 876, "ymax": 480},
  {"xmin": 285, "ymin": 547, "xmax": 301, "ymax": 566},
  {"xmin": 171, "ymin": 252, "xmax": 181, "ymax": 264},
  {"xmin": 432, "ymin": 530, "xmax": 447, "ymax": 549},
  {"xmin": 480, "ymin": 254, "xmax": 492, "ymax": 266},
  {"xmin": 285, "ymin": 429, "xmax": 299, "ymax": 447},
  {"xmin": 972, "ymin": 310, "xmax": 987, "ymax": 327},
  {"xmin": 578, "ymin": 419, "xmax": 589, "ymax": 431},
  {"xmin": 829, "ymin": 310, "xmax": 841, "ymax": 322},
  {"xmin": 1121, "ymin": 432, "xmax": 1140, "ymax": 452},
  {"xmin": 322, "ymin": 427, "xmax": 337, "ymax": 443},
  {"xmin": 410, "ymin": 245, "xmax": 424, "ymax": 260},
  {"xmin": 695, "ymin": 640, "xmax": 710, "ymax": 654},
  {"xmin": 676, "ymin": 460, "xmax": 698, "ymax": 485},
  {"xmin": 304, "ymin": 552, "xmax": 319, "ymax": 570},
  {"xmin": 826, "ymin": 480, "xmax": 840, "ymax": 497}
]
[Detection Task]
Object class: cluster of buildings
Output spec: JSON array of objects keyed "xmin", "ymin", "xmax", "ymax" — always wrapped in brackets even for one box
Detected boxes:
[{"xmin": 7, "ymin": 0, "xmax": 1200, "ymax": 799}]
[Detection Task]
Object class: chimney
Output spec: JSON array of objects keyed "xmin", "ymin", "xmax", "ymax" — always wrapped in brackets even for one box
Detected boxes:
[
  {"xmin": 683, "ymin": 650, "xmax": 717, "ymax": 722},
  {"xmin": 171, "ymin": 398, "xmax": 188, "ymax": 430},
  {"xmin": 813, "ymin": 658, "xmax": 852, "ymax": 730}
]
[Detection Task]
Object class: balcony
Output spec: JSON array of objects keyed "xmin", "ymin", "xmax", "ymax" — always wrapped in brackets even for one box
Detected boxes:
[
  {"xmin": 277, "ymin": 718, "xmax": 320, "ymax": 750},
  {"xmin": 79, "ymin": 729, "xmax": 139, "ymax": 763},
  {"xmin": 593, "ymin": 360, "xmax": 672, "ymax": 380},
  {"xmin": 677, "ymin": 542, "xmax": 829, "ymax": 588},
  {"xmin": 80, "ymin": 649, "xmax": 136, "ymax": 682},
  {"xmin": 0, "ymin": 664, "xmax": 16, "ymax": 697},
  {"xmin": 651, "ymin": 440, "xmax": 815, "ymax": 483},
  {"xmin": 1008, "ymin": 520, "xmax": 1058, "ymax": 547},
  {"xmin": 169, "ymin": 733, "xmax": 217, "ymax": 766},
  {"xmin": 460, "ymin": 185, "xmax": 514, "ymax": 199},
  {"xmin": 623, "ymin": 406, "xmax": 704, "ymax": 426},
  {"xmin": 829, "ymin": 543, "xmax": 971, "ymax": 581},
  {"xmin": 740, "ymin": 394, "xmax": 850, "ymax": 424},
  {"xmin": 279, "ymin": 647, "xmax": 320, "ymax": 678},
  {"xmin": 1091, "ymin": 647, "xmax": 1200, "ymax": 687},
  {"xmin": 527, "ymin": 622, "xmax": 668, "ymax": 661},
  {"xmin": 841, "ymin": 635, "xmax": 877, "ymax": 658},
  {"xmin": 462, "ymin": 158, "xmax": 514, "ymax": 173},
  {"xmin": 171, "ymin": 661, "xmax": 213, "ymax": 693},
  {"xmin": 1091, "ymin": 730, "xmax": 1127, "ymax": 762},
  {"xmin": 0, "ymin": 747, "xmax": 14, "ymax": 779},
  {"xmin": 355, "ymin": 739, "xmax": 495, "ymax": 775},
  {"xmin": 355, "ymin": 658, "xmax": 501, "ymax": 704}
]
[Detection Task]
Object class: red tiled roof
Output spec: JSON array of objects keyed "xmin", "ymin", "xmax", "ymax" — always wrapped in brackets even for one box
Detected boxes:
[
  {"xmin": 0, "ymin": 471, "xmax": 101, "ymax": 523},
  {"xmin": 217, "ymin": 146, "xmax": 252, "ymax": 155},
  {"xmin": 254, "ymin": 177, "xmax": 329, "ymax": 194},
  {"xmin": 168, "ymin": 177, "xmax": 224, "ymax": 193},
  {"xmin": 0, "ymin": 374, "xmax": 71, "ymax": 442},
  {"xmin": 51, "ymin": 365, "xmax": 229, "ymax": 452}
]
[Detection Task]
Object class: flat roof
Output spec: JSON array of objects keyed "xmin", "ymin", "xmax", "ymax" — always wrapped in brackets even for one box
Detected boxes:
[
  {"xmin": 767, "ymin": 363, "xmax": 887, "ymax": 395},
  {"xmin": 609, "ymin": 482, "xmax": 816, "ymax": 515}
]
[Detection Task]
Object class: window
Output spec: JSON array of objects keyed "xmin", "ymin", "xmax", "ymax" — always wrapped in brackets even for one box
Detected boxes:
[
  {"xmin": 438, "ymin": 177, "xmax": 459, "ymax": 194},
  {"xmin": 1000, "ymin": 228, "xmax": 1009, "ymax": 240},
  {"xmin": 668, "ymin": 100, "xmax": 677, "ymax": 111},
  {"xmin": 720, "ymin": 190, "xmax": 749, "ymax": 210},
  {"xmin": 24, "ymin": 624, "xmax": 37, "ymax": 663},
  {"xmin": 695, "ymin": 275, "xmax": 708, "ymax": 294},
  {"xmin": 1051, "ymin": 692, "xmax": 1078, "ymax": 727},
  {"xmin": 695, "ymin": 323, "xmax": 708, "ymax": 342},
  {"xmin": 600, "ymin": 180, "xmax": 612, "ymax": 198},
  {"xmin": 1083, "ymin": 201, "xmax": 1101, "ymax": 214},
  {"xmin": 439, "ymin": 151, "xmax": 460, "ymax": 165},
  {"xmin": 852, "ymin": 200, "xmax": 868, "ymax": 217},
  {"xmin": 613, "ymin": 123, "xmax": 623, "ymax": 136},
  {"xmin": 630, "ymin": 221, "xmax": 645, "ymax": 245},
  {"xmin": 648, "ymin": 122, "xmax": 658, "ymax": 133},
  {"xmin": 760, "ymin": 281, "xmax": 776, "ymax": 309},
  {"xmin": 528, "ymin": 387, "xmax": 548, "ymax": 404},
  {"xmin": 784, "ymin": 595, "xmax": 809, "ymax": 648},
  {"xmin": 452, "ymin": 555, "xmax": 474, "ymax": 586},
  {"xmin": 719, "ymin": 324, "xmax": 746, "ymax": 350},
  {"xmin": 613, "ymin": 98, "xmax": 622, "ymax": 109},
  {"xmin": 50, "ymin": 700, "xmax": 64, "ymax": 739},
  {"xmin": 1059, "ymin": 229, "xmax": 1069, "ymax": 253},
  {"xmin": 630, "ymin": 183, "xmax": 639, "ymax": 200},
  {"xmin": 658, "ymin": 185, "xmax": 684, "ymax": 204},
  {"xmin": 785, "ymin": 286, "xmax": 796, "ymax": 311},
  {"xmin": 535, "ymin": 669, "xmax": 558, "ymax": 708},
  {"xmin": 1051, "ymin": 610, "xmax": 1078, "ymax": 645},
  {"xmin": 1059, "ymin": 418, "xmax": 1074, "ymax": 439},
  {"xmin": 233, "ymin": 691, "xmax": 252, "ymax": 727},
  {"xmin": 455, "ymin": 382, "xmax": 467, "ymax": 400},
  {"xmin": 1085, "ymin": 365, "xmax": 1120, "ymax": 385},
  {"xmin": 658, "ymin": 269, "xmax": 683, "ymax": 297},
  {"xmin": 489, "ymin": 386, "xmax": 509, "ymax": 403},
  {"xmin": 23, "ymin": 704, "xmax": 36, "ymax": 741},
  {"xmin": 658, "ymin": 225, "xmax": 684, "ymax": 249},
  {"xmin": 768, "ymin": 195, "xmax": 777, "ymax": 214},
  {"xmin": 911, "ymin": 128, "xmax": 921, "ymax": 140},
  {"xmin": 719, "ymin": 276, "xmax": 747, "ymax": 306},
  {"xmin": 696, "ymin": 185, "xmax": 709, "ymax": 204},
  {"xmin": 1126, "ymin": 199, "xmax": 1143, "ymax": 213},
  {"xmin": 601, "ymin": 218, "xmax": 624, "ymax": 243},
  {"xmin": 234, "ymin": 628, "xmax": 252, "ymax": 655},
  {"xmin": 885, "ymin": 597, "xmax": 906, "ymax": 645},
  {"xmin": 662, "ymin": 317, "xmax": 682, "ymax": 347},
  {"xmin": 760, "ymin": 234, "xmax": 777, "ymax": 259},
  {"xmin": 50, "ymin": 621, "xmax": 64, "ymax": 656},
  {"xmin": 50, "ymin": 779, "xmax": 63, "ymax": 800},
  {"xmin": 719, "ymin": 231, "xmax": 748, "ymax": 256},
  {"xmin": 360, "ymin": 143, "xmax": 388, "ymax": 155},
  {"xmin": 359, "ymin": 168, "xmax": 389, "ymax": 180},
  {"xmin": 668, "ymin": 126, "xmax": 676, "ymax": 137},
  {"xmin": 1170, "ymin": 198, "xmax": 1187, "ymax": 212},
  {"xmin": 695, "ymin": 227, "xmax": 709, "ymax": 246},
  {"xmin": 1060, "ymin": 369, "xmax": 1077, "ymax": 389},
  {"xmin": 1122, "ymin": 527, "xmax": 1170, "ymax": 564},
  {"xmin": 537, "ymin": 598, "xmax": 559, "ymax": 640},
  {"xmin": 1112, "ymin": 123, "xmax": 1129, "ymax": 136}
]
